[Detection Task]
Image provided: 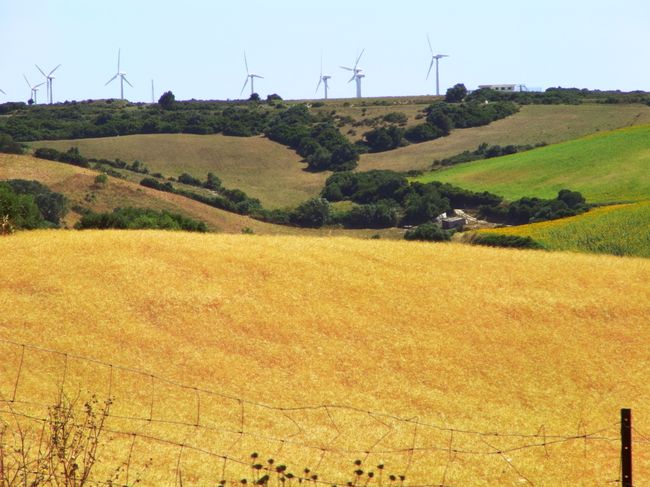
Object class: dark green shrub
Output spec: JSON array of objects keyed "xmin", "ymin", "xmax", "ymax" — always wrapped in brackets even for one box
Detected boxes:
[
  {"xmin": 178, "ymin": 172, "xmax": 203, "ymax": 187},
  {"xmin": 404, "ymin": 223, "xmax": 451, "ymax": 241},
  {"xmin": 469, "ymin": 233, "xmax": 544, "ymax": 249},
  {"xmin": 290, "ymin": 197, "xmax": 330, "ymax": 228},
  {"xmin": 0, "ymin": 134, "xmax": 25, "ymax": 154},
  {"xmin": 75, "ymin": 207, "xmax": 207, "ymax": 232}
]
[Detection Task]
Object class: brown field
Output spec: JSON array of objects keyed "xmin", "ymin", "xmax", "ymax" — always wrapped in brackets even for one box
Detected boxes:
[
  {"xmin": 359, "ymin": 103, "xmax": 650, "ymax": 172},
  {"xmin": 31, "ymin": 134, "xmax": 328, "ymax": 209},
  {"xmin": 1, "ymin": 231, "xmax": 649, "ymax": 486}
]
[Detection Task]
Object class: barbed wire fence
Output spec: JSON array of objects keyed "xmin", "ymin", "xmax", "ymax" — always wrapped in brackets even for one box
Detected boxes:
[{"xmin": 0, "ymin": 337, "xmax": 642, "ymax": 486}]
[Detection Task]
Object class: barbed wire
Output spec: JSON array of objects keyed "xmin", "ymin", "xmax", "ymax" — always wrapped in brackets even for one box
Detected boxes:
[
  {"xmin": 0, "ymin": 336, "xmax": 621, "ymax": 442},
  {"xmin": 0, "ymin": 406, "xmax": 625, "ymax": 487}
]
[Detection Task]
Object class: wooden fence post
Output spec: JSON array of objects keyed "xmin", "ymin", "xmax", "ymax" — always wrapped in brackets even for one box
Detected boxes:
[{"xmin": 621, "ymin": 408, "xmax": 632, "ymax": 487}]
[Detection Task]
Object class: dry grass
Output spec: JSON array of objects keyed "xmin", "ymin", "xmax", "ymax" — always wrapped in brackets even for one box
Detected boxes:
[
  {"xmin": 1, "ymin": 230, "xmax": 649, "ymax": 486},
  {"xmin": 0, "ymin": 153, "xmax": 402, "ymax": 238},
  {"xmin": 31, "ymin": 134, "xmax": 328, "ymax": 209},
  {"xmin": 359, "ymin": 103, "xmax": 650, "ymax": 172}
]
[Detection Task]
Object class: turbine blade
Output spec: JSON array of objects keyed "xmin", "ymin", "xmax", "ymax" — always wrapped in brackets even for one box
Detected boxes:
[
  {"xmin": 23, "ymin": 74, "xmax": 31, "ymax": 88},
  {"xmin": 254, "ymin": 74, "xmax": 264, "ymax": 79},
  {"xmin": 36, "ymin": 64, "xmax": 47, "ymax": 77},
  {"xmin": 426, "ymin": 59, "xmax": 434, "ymax": 79},
  {"xmin": 427, "ymin": 34, "xmax": 433, "ymax": 55},
  {"xmin": 49, "ymin": 64, "xmax": 61, "ymax": 76},
  {"xmin": 316, "ymin": 77, "xmax": 322, "ymax": 93},
  {"xmin": 105, "ymin": 74, "xmax": 119, "ymax": 86},
  {"xmin": 34, "ymin": 82, "xmax": 45, "ymax": 89},
  {"xmin": 244, "ymin": 52, "xmax": 249, "ymax": 75},
  {"xmin": 354, "ymin": 49, "xmax": 365, "ymax": 69},
  {"xmin": 348, "ymin": 73, "xmax": 356, "ymax": 83},
  {"xmin": 123, "ymin": 76, "xmax": 133, "ymax": 88},
  {"xmin": 340, "ymin": 66, "xmax": 353, "ymax": 71},
  {"xmin": 0, "ymin": 88, "xmax": 6, "ymax": 95},
  {"xmin": 240, "ymin": 76, "xmax": 249, "ymax": 96}
]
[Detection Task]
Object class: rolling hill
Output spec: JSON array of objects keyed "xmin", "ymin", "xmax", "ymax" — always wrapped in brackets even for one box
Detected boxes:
[
  {"xmin": 31, "ymin": 134, "xmax": 329, "ymax": 209},
  {"xmin": 414, "ymin": 124, "xmax": 650, "ymax": 204},
  {"xmin": 1, "ymin": 231, "xmax": 649, "ymax": 485},
  {"xmin": 30, "ymin": 104, "xmax": 650, "ymax": 211},
  {"xmin": 360, "ymin": 103, "xmax": 650, "ymax": 172},
  {"xmin": 0, "ymin": 152, "xmax": 401, "ymax": 238}
]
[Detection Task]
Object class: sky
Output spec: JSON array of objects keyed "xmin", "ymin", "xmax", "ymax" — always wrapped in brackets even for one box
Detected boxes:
[{"xmin": 1, "ymin": 0, "xmax": 649, "ymax": 103}]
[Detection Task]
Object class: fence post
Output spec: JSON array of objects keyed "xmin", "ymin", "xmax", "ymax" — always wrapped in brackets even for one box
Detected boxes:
[{"xmin": 621, "ymin": 408, "xmax": 632, "ymax": 487}]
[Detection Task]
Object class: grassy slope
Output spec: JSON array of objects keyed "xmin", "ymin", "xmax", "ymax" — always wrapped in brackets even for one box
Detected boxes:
[
  {"xmin": 1, "ymin": 231, "xmax": 649, "ymax": 485},
  {"xmin": 0, "ymin": 153, "xmax": 402, "ymax": 238},
  {"xmin": 415, "ymin": 124, "xmax": 650, "ymax": 204},
  {"xmin": 31, "ymin": 134, "xmax": 329, "ymax": 209},
  {"xmin": 359, "ymin": 103, "xmax": 650, "ymax": 172},
  {"xmin": 481, "ymin": 201, "xmax": 650, "ymax": 258}
]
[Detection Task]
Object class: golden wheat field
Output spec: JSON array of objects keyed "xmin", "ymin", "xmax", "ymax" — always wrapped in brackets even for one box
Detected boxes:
[{"xmin": 1, "ymin": 231, "xmax": 649, "ymax": 486}]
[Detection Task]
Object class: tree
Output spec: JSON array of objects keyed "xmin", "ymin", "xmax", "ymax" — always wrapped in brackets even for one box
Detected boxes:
[
  {"xmin": 158, "ymin": 90, "xmax": 176, "ymax": 110},
  {"xmin": 291, "ymin": 198, "xmax": 330, "ymax": 227},
  {"xmin": 249, "ymin": 92, "xmax": 261, "ymax": 102},
  {"xmin": 445, "ymin": 83, "xmax": 468, "ymax": 103}
]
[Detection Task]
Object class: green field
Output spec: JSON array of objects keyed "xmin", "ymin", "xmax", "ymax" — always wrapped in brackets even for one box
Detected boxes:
[
  {"xmin": 31, "ymin": 134, "xmax": 329, "ymax": 209},
  {"xmin": 360, "ymin": 103, "xmax": 650, "ymax": 172},
  {"xmin": 480, "ymin": 201, "xmax": 650, "ymax": 258},
  {"xmin": 415, "ymin": 124, "xmax": 650, "ymax": 204}
]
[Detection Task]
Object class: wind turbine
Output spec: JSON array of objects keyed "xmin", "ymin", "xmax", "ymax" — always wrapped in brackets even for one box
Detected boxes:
[
  {"xmin": 35, "ymin": 63, "xmax": 61, "ymax": 104},
  {"xmin": 105, "ymin": 49, "xmax": 133, "ymax": 100},
  {"xmin": 23, "ymin": 75, "xmax": 44, "ymax": 104},
  {"xmin": 315, "ymin": 55, "xmax": 331, "ymax": 99},
  {"xmin": 340, "ymin": 50, "xmax": 365, "ymax": 98},
  {"xmin": 240, "ymin": 52, "xmax": 263, "ymax": 97},
  {"xmin": 426, "ymin": 35, "xmax": 449, "ymax": 96}
]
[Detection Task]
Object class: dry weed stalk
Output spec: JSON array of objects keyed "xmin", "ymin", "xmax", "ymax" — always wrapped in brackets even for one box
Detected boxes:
[{"xmin": 0, "ymin": 394, "xmax": 111, "ymax": 486}]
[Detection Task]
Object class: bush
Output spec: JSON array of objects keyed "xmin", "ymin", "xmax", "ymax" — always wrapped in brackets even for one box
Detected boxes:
[
  {"xmin": 345, "ymin": 203, "xmax": 399, "ymax": 228},
  {"xmin": 291, "ymin": 197, "xmax": 330, "ymax": 228},
  {"xmin": 3, "ymin": 179, "xmax": 67, "ymax": 226},
  {"xmin": 0, "ymin": 183, "xmax": 44, "ymax": 229},
  {"xmin": 404, "ymin": 223, "xmax": 451, "ymax": 241},
  {"xmin": 468, "ymin": 233, "xmax": 544, "ymax": 249},
  {"xmin": 76, "ymin": 207, "xmax": 207, "ymax": 232},
  {"xmin": 178, "ymin": 172, "xmax": 203, "ymax": 187},
  {"xmin": 0, "ymin": 134, "xmax": 25, "ymax": 154}
]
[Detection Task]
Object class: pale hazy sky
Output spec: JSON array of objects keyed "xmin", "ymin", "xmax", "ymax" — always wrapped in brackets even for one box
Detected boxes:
[{"xmin": 1, "ymin": 0, "xmax": 648, "ymax": 103}]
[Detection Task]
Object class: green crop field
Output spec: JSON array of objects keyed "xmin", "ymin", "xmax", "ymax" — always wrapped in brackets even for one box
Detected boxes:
[
  {"xmin": 360, "ymin": 103, "xmax": 650, "ymax": 172},
  {"xmin": 414, "ymin": 124, "xmax": 650, "ymax": 204},
  {"xmin": 480, "ymin": 201, "xmax": 650, "ymax": 258},
  {"xmin": 31, "ymin": 134, "xmax": 329, "ymax": 209}
]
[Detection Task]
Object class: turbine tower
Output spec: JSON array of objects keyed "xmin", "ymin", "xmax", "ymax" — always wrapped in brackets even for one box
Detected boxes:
[
  {"xmin": 23, "ymin": 75, "xmax": 44, "ymax": 104},
  {"xmin": 426, "ymin": 35, "xmax": 449, "ymax": 96},
  {"xmin": 105, "ymin": 49, "xmax": 133, "ymax": 100},
  {"xmin": 240, "ymin": 52, "xmax": 263, "ymax": 97},
  {"xmin": 315, "ymin": 56, "xmax": 331, "ymax": 99},
  {"xmin": 36, "ymin": 64, "xmax": 61, "ymax": 104},
  {"xmin": 340, "ymin": 49, "xmax": 365, "ymax": 98}
]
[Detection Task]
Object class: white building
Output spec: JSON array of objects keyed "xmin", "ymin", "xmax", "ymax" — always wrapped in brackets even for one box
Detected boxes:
[{"xmin": 478, "ymin": 84, "xmax": 518, "ymax": 92}]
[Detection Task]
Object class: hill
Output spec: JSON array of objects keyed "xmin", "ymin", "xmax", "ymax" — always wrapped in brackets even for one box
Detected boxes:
[
  {"xmin": 479, "ymin": 201, "xmax": 650, "ymax": 258},
  {"xmin": 30, "ymin": 104, "xmax": 650, "ymax": 211},
  {"xmin": 0, "ymin": 153, "xmax": 402, "ymax": 238},
  {"xmin": 414, "ymin": 124, "xmax": 650, "ymax": 204},
  {"xmin": 1, "ymin": 231, "xmax": 649, "ymax": 485},
  {"xmin": 360, "ymin": 103, "xmax": 650, "ymax": 172},
  {"xmin": 31, "ymin": 134, "xmax": 328, "ymax": 209}
]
